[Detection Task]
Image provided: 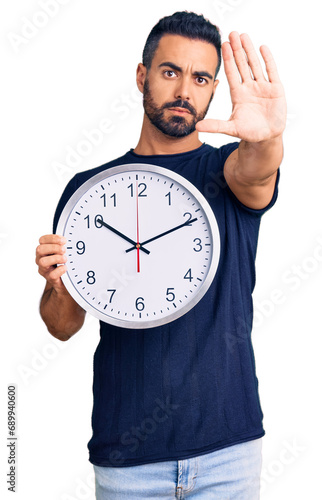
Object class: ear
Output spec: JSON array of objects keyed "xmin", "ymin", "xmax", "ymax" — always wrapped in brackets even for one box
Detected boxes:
[
  {"xmin": 213, "ymin": 79, "xmax": 219, "ymax": 95},
  {"xmin": 136, "ymin": 63, "xmax": 147, "ymax": 94}
]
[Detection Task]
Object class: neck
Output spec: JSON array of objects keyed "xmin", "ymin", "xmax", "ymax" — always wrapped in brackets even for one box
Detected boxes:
[{"xmin": 133, "ymin": 115, "xmax": 203, "ymax": 156}]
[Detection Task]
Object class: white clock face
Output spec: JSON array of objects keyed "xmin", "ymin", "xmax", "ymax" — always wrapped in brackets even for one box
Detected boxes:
[{"xmin": 57, "ymin": 164, "xmax": 221, "ymax": 329}]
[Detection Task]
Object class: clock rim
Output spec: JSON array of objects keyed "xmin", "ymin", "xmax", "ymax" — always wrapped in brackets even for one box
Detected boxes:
[{"xmin": 56, "ymin": 163, "xmax": 220, "ymax": 329}]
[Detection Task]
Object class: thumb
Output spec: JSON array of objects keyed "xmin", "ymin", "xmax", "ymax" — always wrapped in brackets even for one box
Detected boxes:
[{"xmin": 196, "ymin": 119, "xmax": 236, "ymax": 136}]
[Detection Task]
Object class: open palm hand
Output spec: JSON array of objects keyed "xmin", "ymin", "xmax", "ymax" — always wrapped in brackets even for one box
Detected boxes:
[{"xmin": 196, "ymin": 32, "xmax": 287, "ymax": 142}]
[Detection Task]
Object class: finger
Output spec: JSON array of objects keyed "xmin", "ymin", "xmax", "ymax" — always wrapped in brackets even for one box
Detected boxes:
[
  {"xmin": 38, "ymin": 253, "xmax": 67, "ymax": 271},
  {"xmin": 36, "ymin": 242, "xmax": 66, "ymax": 258},
  {"xmin": 221, "ymin": 41, "xmax": 241, "ymax": 89},
  {"xmin": 196, "ymin": 119, "xmax": 237, "ymax": 137},
  {"xmin": 240, "ymin": 33, "xmax": 265, "ymax": 81},
  {"xmin": 260, "ymin": 45, "xmax": 281, "ymax": 83},
  {"xmin": 45, "ymin": 264, "xmax": 67, "ymax": 284},
  {"xmin": 39, "ymin": 234, "xmax": 67, "ymax": 245},
  {"xmin": 228, "ymin": 31, "xmax": 252, "ymax": 82}
]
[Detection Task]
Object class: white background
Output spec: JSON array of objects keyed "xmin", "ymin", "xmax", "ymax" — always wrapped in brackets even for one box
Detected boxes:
[{"xmin": 1, "ymin": 0, "xmax": 321, "ymax": 498}]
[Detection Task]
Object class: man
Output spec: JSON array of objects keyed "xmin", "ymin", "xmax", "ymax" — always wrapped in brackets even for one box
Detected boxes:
[{"xmin": 36, "ymin": 11, "xmax": 286, "ymax": 499}]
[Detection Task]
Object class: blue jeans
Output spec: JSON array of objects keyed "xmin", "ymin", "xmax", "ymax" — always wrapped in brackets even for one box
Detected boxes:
[{"xmin": 94, "ymin": 438, "xmax": 262, "ymax": 499}]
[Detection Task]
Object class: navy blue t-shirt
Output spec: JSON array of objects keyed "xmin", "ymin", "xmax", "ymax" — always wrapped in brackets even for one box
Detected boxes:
[{"xmin": 53, "ymin": 142, "xmax": 279, "ymax": 467}]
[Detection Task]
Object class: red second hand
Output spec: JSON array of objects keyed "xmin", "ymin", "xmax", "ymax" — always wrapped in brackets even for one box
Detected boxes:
[{"xmin": 136, "ymin": 180, "xmax": 140, "ymax": 273}]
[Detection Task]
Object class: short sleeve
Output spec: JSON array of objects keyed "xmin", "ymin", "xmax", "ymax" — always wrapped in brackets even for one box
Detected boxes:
[
  {"xmin": 225, "ymin": 168, "xmax": 280, "ymax": 218},
  {"xmin": 218, "ymin": 141, "xmax": 240, "ymax": 166}
]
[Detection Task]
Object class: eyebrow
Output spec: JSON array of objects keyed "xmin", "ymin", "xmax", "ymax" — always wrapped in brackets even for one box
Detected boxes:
[{"xmin": 158, "ymin": 62, "xmax": 214, "ymax": 80}]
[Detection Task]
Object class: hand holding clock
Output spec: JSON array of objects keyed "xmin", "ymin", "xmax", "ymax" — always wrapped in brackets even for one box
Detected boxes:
[
  {"xmin": 36, "ymin": 234, "xmax": 68, "ymax": 292},
  {"xmin": 36, "ymin": 234, "xmax": 86, "ymax": 340}
]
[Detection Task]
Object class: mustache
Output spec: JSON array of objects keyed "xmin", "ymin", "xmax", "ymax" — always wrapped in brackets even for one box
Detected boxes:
[{"xmin": 162, "ymin": 100, "xmax": 196, "ymax": 116}]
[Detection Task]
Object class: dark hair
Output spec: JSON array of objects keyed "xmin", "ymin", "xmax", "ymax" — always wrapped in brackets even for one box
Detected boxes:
[{"xmin": 142, "ymin": 11, "xmax": 222, "ymax": 77}]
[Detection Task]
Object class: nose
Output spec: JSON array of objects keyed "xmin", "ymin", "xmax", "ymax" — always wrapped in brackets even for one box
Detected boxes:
[{"xmin": 174, "ymin": 77, "xmax": 191, "ymax": 101}]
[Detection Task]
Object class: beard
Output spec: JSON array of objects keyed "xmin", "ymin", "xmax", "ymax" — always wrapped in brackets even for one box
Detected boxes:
[{"xmin": 143, "ymin": 79, "xmax": 213, "ymax": 138}]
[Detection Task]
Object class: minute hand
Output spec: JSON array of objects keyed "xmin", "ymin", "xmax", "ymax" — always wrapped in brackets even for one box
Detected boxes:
[{"xmin": 125, "ymin": 218, "xmax": 198, "ymax": 253}]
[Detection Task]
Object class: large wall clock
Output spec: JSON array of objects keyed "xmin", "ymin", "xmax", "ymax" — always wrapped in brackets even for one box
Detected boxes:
[{"xmin": 56, "ymin": 163, "xmax": 221, "ymax": 329}]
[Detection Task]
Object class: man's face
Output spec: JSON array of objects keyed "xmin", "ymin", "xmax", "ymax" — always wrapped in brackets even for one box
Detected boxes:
[{"xmin": 141, "ymin": 35, "xmax": 219, "ymax": 138}]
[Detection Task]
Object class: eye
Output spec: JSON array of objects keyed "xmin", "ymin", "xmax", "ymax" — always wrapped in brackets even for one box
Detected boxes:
[
  {"xmin": 164, "ymin": 70, "xmax": 177, "ymax": 78},
  {"xmin": 196, "ymin": 77, "xmax": 207, "ymax": 85}
]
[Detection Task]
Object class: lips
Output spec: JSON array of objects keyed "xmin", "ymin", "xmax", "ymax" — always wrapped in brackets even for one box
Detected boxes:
[
  {"xmin": 168, "ymin": 107, "xmax": 191, "ymax": 115},
  {"xmin": 163, "ymin": 100, "xmax": 196, "ymax": 116}
]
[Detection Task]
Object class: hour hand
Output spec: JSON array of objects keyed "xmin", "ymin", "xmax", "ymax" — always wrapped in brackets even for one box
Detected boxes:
[{"xmin": 97, "ymin": 217, "xmax": 150, "ymax": 255}]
